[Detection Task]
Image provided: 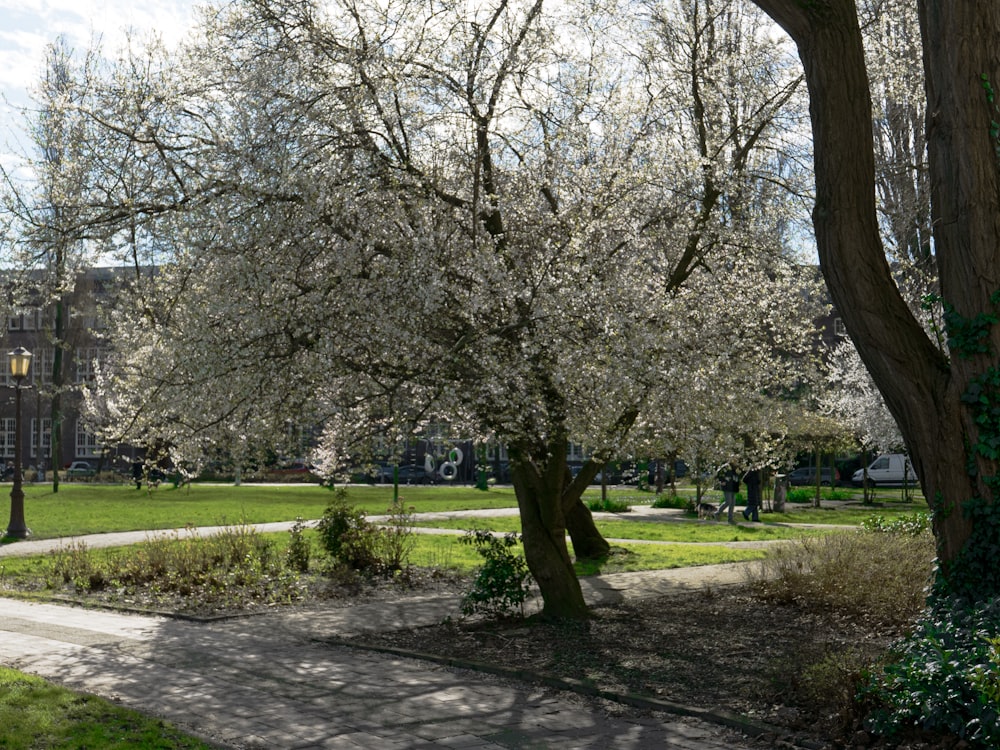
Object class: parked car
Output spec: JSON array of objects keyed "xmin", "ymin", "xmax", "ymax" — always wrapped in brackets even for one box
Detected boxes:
[
  {"xmin": 375, "ymin": 464, "xmax": 436, "ymax": 484},
  {"xmin": 787, "ymin": 466, "xmax": 840, "ymax": 486},
  {"xmin": 852, "ymin": 454, "xmax": 918, "ymax": 487},
  {"xmin": 267, "ymin": 460, "xmax": 317, "ymax": 481},
  {"xmin": 65, "ymin": 460, "xmax": 96, "ymax": 478}
]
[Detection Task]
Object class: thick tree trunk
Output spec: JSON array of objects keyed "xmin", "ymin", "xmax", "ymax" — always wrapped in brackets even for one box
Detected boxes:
[
  {"xmin": 916, "ymin": 3, "xmax": 1000, "ymax": 583},
  {"xmin": 510, "ymin": 458, "xmax": 589, "ymax": 620},
  {"xmin": 752, "ymin": 0, "xmax": 1000, "ymax": 599}
]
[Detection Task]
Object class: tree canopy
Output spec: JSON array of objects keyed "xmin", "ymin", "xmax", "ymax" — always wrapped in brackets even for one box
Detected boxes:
[{"xmin": 39, "ymin": 0, "xmax": 818, "ymax": 616}]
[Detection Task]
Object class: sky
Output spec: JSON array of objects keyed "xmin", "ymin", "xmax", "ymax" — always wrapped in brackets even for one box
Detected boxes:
[{"xmin": 0, "ymin": 0, "xmax": 199, "ymax": 163}]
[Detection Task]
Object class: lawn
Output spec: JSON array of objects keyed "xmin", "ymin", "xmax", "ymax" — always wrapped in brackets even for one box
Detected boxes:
[
  {"xmin": 0, "ymin": 481, "xmax": 925, "ymax": 544},
  {"xmin": 411, "ymin": 515, "xmax": 834, "ymax": 542},
  {"xmin": 0, "ymin": 667, "xmax": 214, "ymax": 749},
  {"xmin": 1, "ymin": 483, "xmax": 518, "ymax": 541}
]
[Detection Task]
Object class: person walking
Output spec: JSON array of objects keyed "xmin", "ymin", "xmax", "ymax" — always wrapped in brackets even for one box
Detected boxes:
[
  {"xmin": 743, "ymin": 468, "xmax": 762, "ymax": 521},
  {"xmin": 715, "ymin": 461, "xmax": 741, "ymax": 522}
]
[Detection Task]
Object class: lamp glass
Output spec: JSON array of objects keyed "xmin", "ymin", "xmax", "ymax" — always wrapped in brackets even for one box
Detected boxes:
[{"xmin": 8, "ymin": 347, "xmax": 32, "ymax": 380}]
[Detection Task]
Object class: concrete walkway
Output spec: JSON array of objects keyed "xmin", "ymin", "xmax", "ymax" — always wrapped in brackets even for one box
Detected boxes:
[{"xmin": 0, "ymin": 512, "xmax": 776, "ymax": 749}]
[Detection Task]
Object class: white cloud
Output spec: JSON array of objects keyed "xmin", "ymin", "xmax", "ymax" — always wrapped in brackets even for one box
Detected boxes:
[{"xmin": 0, "ymin": 2, "xmax": 196, "ymax": 117}]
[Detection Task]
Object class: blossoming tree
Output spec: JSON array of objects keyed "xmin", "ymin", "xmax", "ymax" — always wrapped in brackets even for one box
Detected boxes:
[{"xmin": 75, "ymin": 0, "xmax": 816, "ymax": 617}]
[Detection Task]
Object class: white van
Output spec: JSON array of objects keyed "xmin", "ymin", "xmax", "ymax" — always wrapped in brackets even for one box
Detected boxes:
[{"xmin": 851, "ymin": 454, "xmax": 918, "ymax": 487}]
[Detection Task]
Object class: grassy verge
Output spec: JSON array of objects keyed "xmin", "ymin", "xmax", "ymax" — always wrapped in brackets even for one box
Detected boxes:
[
  {"xmin": 572, "ymin": 542, "xmax": 765, "ymax": 575},
  {"xmin": 2, "ymin": 484, "xmax": 518, "ymax": 541},
  {"xmin": 411, "ymin": 516, "xmax": 832, "ymax": 542},
  {"xmin": 0, "ymin": 667, "xmax": 215, "ymax": 749}
]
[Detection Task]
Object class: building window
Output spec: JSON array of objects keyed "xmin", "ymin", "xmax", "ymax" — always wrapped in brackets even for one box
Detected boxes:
[
  {"xmin": 33, "ymin": 347, "xmax": 49, "ymax": 387},
  {"xmin": 75, "ymin": 347, "xmax": 103, "ymax": 383},
  {"xmin": 30, "ymin": 418, "xmax": 52, "ymax": 458},
  {"xmin": 834, "ymin": 317, "xmax": 847, "ymax": 337},
  {"xmin": 75, "ymin": 421, "xmax": 100, "ymax": 458},
  {"xmin": 7, "ymin": 315, "xmax": 19, "ymax": 331},
  {"xmin": 0, "ymin": 418, "xmax": 15, "ymax": 459},
  {"xmin": 21, "ymin": 310, "xmax": 40, "ymax": 331},
  {"xmin": 484, "ymin": 443, "xmax": 508, "ymax": 462}
]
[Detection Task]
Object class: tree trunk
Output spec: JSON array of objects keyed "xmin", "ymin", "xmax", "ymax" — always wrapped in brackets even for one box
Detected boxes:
[
  {"xmin": 752, "ymin": 0, "xmax": 1000, "ymax": 599},
  {"xmin": 50, "ymin": 297, "xmax": 66, "ymax": 494},
  {"xmin": 812, "ymin": 450, "xmax": 821, "ymax": 508},
  {"xmin": 562, "ymin": 461, "xmax": 611, "ymax": 560},
  {"xmin": 510, "ymin": 458, "xmax": 589, "ymax": 620}
]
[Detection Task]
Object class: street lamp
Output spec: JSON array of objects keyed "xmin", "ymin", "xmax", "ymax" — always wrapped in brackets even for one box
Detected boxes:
[{"xmin": 6, "ymin": 346, "xmax": 32, "ymax": 539}]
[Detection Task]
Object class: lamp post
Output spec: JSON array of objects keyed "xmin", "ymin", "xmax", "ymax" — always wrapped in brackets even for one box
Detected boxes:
[{"xmin": 6, "ymin": 346, "xmax": 32, "ymax": 539}]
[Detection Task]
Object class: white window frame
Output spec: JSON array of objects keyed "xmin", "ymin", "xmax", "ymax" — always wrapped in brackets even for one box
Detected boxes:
[
  {"xmin": 0, "ymin": 418, "xmax": 15, "ymax": 459},
  {"xmin": 30, "ymin": 418, "xmax": 52, "ymax": 458},
  {"xmin": 75, "ymin": 347, "xmax": 103, "ymax": 384},
  {"xmin": 75, "ymin": 421, "xmax": 100, "ymax": 458},
  {"xmin": 34, "ymin": 347, "xmax": 54, "ymax": 387}
]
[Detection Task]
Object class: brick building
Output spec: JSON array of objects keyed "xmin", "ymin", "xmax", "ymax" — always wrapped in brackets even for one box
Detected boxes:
[{"xmin": 1, "ymin": 267, "xmax": 134, "ymax": 477}]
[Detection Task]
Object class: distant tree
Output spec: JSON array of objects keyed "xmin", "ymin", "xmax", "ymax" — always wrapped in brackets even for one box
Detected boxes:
[
  {"xmin": 0, "ymin": 37, "xmax": 105, "ymax": 491},
  {"xmin": 820, "ymin": 337, "xmax": 903, "ymax": 460}
]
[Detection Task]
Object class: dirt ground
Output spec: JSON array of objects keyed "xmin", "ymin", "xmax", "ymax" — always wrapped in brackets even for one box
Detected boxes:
[{"xmin": 342, "ymin": 583, "xmax": 966, "ymax": 750}]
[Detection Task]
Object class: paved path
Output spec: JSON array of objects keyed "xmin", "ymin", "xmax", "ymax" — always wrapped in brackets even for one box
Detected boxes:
[{"xmin": 0, "ymin": 511, "xmax": 775, "ymax": 749}]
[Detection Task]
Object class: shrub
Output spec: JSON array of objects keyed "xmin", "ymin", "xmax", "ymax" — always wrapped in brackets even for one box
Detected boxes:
[
  {"xmin": 50, "ymin": 541, "xmax": 108, "ymax": 591},
  {"xmin": 460, "ymin": 530, "xmax": 533, "ymax": 619},
  {"xmin": 371, "ymin": 500, "xmax": 416, "ymax": 573},
  {"xmin": 586, "ymin": 496, "xmax": 631, "ymax": 513},
  {"xmin": 650, "ymin": 493, "xmax": 688, "ymax": 509},
  {"xmin": 866, "ymin": 597, "xmax": 1000, "ymax": 747},
  {"xmin": 768, "ymin": 643, "xmax": 878, "ymax": 727},
  {"xmin": 315, "ymin": 488, "xmax": 368, "ymax": 560},
  {"xmin": 286, "ymin": 518, "xmax": 312, "ymax": 573},
  {"xmin": 861, "ymin": 512, "xmax": 930, "ymax": 536},
  {"xmin": 49, "ymin": 524, "xmax": 302, "ymax": 610},
  {"xmin": 315, "ymin": 491, "xmax": 415, "ymax": 576},
  {"xmin": 746, "ymin": 529, "xmax": 935, "ymax": 628}
]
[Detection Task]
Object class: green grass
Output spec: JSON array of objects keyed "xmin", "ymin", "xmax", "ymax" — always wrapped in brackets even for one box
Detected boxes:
[
  {"xmin": 1, "ymin": 483, "xmax": 518, "ymax": 541},
  {"xmin": 1, "ymin": 482, "xmax": 926, "ymax": 542},
  {"xmin": 572, "ymin": 542, "xmax": 766, "ymax": 575},
  {"xmin": 765, "ymin": 506, "xmax": 925, "ymax": 525},
  {"xmin": 0, "ymin": 667, "xmax": 214, "ymax": 749},
  {"xmin": 405, "ymin": 533, "xmax": 767, "ymax": 574},
  {"xmin": 411, "ymin": 516, "xmax": 832, "ymax": 542}
]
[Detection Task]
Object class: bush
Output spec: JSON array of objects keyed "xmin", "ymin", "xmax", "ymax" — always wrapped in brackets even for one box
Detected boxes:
[
  {"xmin": 49, "ymin": 524, "xmax": 303, "ymax": 610},
  {"xmin": 286, "ymin": 518, "xmax": 311, "ymax": 573},
  {"xmin": 314, "ymin": 490, "xmax": 415, "ymax": 576},
  {"xmin": 650, "ymin": 493, "xmax": 687, "ymax": 509},
  {"xmin": 746, "ymin": 528, "xmax": 935, "ymax": 628},
  {"xmin": 768, "ymin": 643, "xmax": 878, "ymax": 726},
  {"xmin": 50, "ymin": 541, "xmax": 108, "ymax": 591},
  {"xmin": 866, "ymin": 597, "xmax": 1000, "ymax": 747},
  {"xmin": 459, "ymin": 530, "xmax": 533, "ymax": 619},
  {"xmin": 786, "ymin": 487, "xmax": 853, "ymax": 503},
  {"xmin": 586, "ymin": 496, "xmax": 631, "ymax": 513},
  {"xmin": 372, "ymin": 500, "xmax": 417, "ymax": 573},
  {"xmin": 315, "ymin": 488, "xmax": 368, "ymax": 560},
  {"xmin": 861, "ymin": 512, "xmax": 930, "ymax": 536}
]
